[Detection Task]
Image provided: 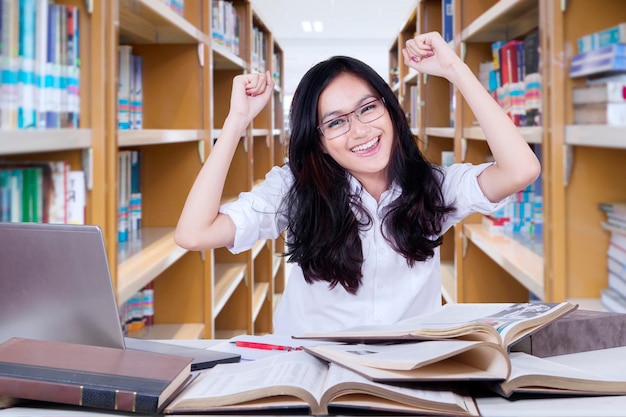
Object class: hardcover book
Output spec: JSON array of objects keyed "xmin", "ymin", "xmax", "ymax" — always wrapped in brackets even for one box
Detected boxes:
[{"xmin": 0, "ymin": 337, "xmax": 193, "ymax": 414}]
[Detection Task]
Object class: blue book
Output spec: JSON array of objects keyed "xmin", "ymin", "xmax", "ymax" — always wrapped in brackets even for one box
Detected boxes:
[
  {"xmin": 578, "ymin": 23, "xmax": 626, "ymax": 53},
  {"xmin": 442, "ymin": 0, "xmax": 453, "ymax": 43},
  {"xmin": 571, "ymin": 43, "xmax": 626, "ymax": 66},
  {"xmin": 570, "ymin": 55, "xmax": 626, "ymax": 78}
]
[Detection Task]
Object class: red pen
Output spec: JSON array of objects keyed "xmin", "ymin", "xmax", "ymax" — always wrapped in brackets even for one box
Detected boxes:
[{"xmin": 235, "ymin": 341, "xmax": 302, "ymax": 351}]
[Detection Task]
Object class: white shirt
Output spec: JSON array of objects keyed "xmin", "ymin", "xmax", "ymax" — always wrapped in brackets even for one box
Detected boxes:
[{"xmin": 220, "ymin": 163, "xmax": 508, "ymax": 336}]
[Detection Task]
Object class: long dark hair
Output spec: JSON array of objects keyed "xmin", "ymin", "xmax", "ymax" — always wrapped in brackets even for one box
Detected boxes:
[{"xmin": 284, "ymin": 56, "xmax": 455, "ymax": 294}]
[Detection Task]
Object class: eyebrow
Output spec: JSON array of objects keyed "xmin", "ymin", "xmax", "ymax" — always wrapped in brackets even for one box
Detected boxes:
[{"xmin": 320, "ymin": 95, "xmax": 378, "ymax": 122}]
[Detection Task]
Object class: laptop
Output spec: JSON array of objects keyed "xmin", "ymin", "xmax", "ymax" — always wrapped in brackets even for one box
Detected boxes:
[{"xmin": 0, "ymin": 222, "xmax": 240, "ymax": 370}]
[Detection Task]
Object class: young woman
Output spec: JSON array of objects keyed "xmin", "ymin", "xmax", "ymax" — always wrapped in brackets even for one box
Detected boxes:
[{"xmin": 175, "ymin": 32, "xmax": 541, "ymax": 336}]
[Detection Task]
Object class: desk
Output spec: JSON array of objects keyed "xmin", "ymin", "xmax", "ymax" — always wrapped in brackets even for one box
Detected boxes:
[{"xmin": 1, "ymin": 342, "xmax": 626, "ymax": 417}]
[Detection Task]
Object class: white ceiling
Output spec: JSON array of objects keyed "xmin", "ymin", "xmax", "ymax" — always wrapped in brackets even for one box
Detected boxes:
[{"xmin": 249, "ymin": 0, "xmax": 417, "ymax": 95}]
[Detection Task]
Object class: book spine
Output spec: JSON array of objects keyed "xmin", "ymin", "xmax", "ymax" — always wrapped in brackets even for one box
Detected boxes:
[
  {"xmin": 569, "ymin": 56, "xmax": 626, "ymax": 78},
  {"xmin": 0, "ymin": 370, "xmax": 158, "ymax": 414}
]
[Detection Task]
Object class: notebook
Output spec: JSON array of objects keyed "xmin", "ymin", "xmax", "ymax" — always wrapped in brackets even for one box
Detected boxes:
[{"xmin": 0, "ymin": 222, "xmax": 240, "ymax": 370}]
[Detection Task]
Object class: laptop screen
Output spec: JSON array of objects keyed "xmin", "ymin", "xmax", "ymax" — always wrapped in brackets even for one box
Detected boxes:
[{"xmin": 0, "ymin": 222, "xmax": 126, "ymax": 348}]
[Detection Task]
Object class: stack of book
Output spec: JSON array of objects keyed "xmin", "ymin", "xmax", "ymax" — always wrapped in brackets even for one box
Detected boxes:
[
  {"xmin": 599, "ymin": 202, "xmax": 626, "ymax": 313},
  {"xmin": 3, "ymin": 302, "xmax": 626, "ymax": 416},
  {"xmin": 570, "ymin": 23, "xmax": 626, "ymax": 126}
]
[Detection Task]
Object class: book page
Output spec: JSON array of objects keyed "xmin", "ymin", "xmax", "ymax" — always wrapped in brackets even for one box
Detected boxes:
[
  {"xmin": 499, "ymin": 352, "xmax": 626, "ymax": 396},
  {"xmin": 166, "ymin": 351, "xmax": 328, "ymax": 412},
  {"xmin": 321, "ymin": 364, "xmax": 479, "ymax": 415},
  {"xmin": 306, "ymin": 340, "xmax": 495, "ymax": 370}
]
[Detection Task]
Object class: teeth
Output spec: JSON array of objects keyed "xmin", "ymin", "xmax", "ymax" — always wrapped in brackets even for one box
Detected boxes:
[{"xmin": 351, "ymin": 137, "xmax": 379, "ymax": 153}]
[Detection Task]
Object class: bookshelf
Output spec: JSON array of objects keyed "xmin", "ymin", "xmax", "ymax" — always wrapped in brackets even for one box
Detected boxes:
[
  {"xmin": 1, "ymin": 0, "xmax": 284, "ymax": 340},
  {"xmin": 391, "ymin": 0, "xmax": 625, "ymax": 306}
]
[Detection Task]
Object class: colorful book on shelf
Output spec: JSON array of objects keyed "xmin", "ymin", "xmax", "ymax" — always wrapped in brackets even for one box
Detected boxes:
[
  {"xmin": 164, "ymin": 350, "xmax": 480, "ymax": 416},
  {"xmin": 578, "ymin": 22, "xmax": 626, "ymax": 53},
  {"xmin": 295, "ymin": 302, "xmax": 578, "ymax": 351},
  {"xmin": 0, "ymin": 337, "xmax": 193, "ymax": 414},
  {"xmin": 601, "ymin": 287, "xmax": 626, "ymax": 313},
  {"xmin": 570, "ymin": 44, "xmax": 626, "ymax": 78}
]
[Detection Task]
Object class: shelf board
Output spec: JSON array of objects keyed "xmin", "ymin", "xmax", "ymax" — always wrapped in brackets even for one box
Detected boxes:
[
  {"xmin": 126, "ymin": 323, "xmax": 205, "ymax": 340},
  {"xmin": 118, "ymin": 129, "xmax": 204, "ymax": 147},
  {"xmin": 272, "ymin": 129, "xmax": 282, "ymax": 136},
  {"xmin": 117, "ymin": 227, "xmax": 187, "ymax": 306},
  {"xmin": 403, "ymin": 68, "xmax": 418, "ymax": 85},
  {"xmin": 272, "ymin": 253, "xmax": 284, "ymax": 278},
  {"xmin": 273, "ymin": 293, "xmax": 283, "ymax": 311},
  {"xmin": 252, "ymin": 239, "xmax": 267, "ymax": 260},
  {"xmin": 461, "ymin": 0, "xmax": 538, "ymax": 43},
  {"xmin": 463, "ymin": 126, "xmax": 541, "ymax": 144},
  {"xmin": 463, "ymin": 223, "xmax": 544, "ymax": 299},
  {"xmin": 0, "ymin": 129, "xmax": 91, "ymax": 155},
  {"xmin": 565, "ymin": 125, "xmax": 626, "ymax": 149},
  {"xmin": 251, "ymin": 128, "xmax": 271, "ymax": 137},
  {"xmin": 441, "ymin": 260, "xmax": 456, "ymax": 304},
  {"xmin": 214, "ymin": 329, "xmax": 247, "ymax": 339},
  {"xmin": 425, "ymin": 127, "xmax": 455, "ymax": 138},
  {"xmin": 213, "ymin": 262, "xmax": 247, "ymax": 317},
  {"xmin": 252, "ymin": 282, "xmax": 270, "ymax": 321},
  {"xmin": 119, "ymin": 0, "xmax": 208, "ymax": 44},
  {"xmin": 213, "ymin": 43, "xmax": 247, "ymax": 70}
]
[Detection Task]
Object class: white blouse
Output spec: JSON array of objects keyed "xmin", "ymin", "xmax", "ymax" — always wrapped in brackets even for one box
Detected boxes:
[{"xmin": 220, "ymin": 162, "xmax": 508, "ymax": 336}]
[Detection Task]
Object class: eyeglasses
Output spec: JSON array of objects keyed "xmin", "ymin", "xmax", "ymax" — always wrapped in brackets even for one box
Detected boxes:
[{"xmin": 317, "ymin": 97, "xmax": 386, "ymax": 139}]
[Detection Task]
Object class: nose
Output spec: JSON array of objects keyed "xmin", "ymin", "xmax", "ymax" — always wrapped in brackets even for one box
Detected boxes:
[{"xmin": 348, "ymin": 113, "xmax": 370, "ymax": 137}]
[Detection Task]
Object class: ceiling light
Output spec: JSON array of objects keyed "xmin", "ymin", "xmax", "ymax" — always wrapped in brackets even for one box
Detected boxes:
[
  {"xmin": 301, "ymin": 21, "xmax": 312, "ymax": 32},
  {"xmin": 313, "ymin": 21, "xmax": 323, "ymax": 32}
]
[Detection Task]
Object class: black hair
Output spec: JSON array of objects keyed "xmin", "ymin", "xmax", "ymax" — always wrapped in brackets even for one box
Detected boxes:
[{"xmin": 284, "ymin": 56, "xmax": 455, "ymax": 294}]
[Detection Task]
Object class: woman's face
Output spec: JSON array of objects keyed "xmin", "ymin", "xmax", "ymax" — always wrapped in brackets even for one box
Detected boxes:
[{"xmin": 317, "ymin": 72, "xmax": 394, "ymax": 192}]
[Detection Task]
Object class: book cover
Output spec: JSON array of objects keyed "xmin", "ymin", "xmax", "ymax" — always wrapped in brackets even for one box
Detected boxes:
[
  {"xmin": 509, "ymin": 309, "xmax": 626, "ymax": 357},
  {"xmin": 0, "ymin": 337, "xmax": 192, "ymax": 414}
]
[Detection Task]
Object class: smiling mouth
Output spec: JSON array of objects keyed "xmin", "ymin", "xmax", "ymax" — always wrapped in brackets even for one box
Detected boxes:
[{"xmin": 351, "ymin": 137, "xmax": 380, "ymax": 153}]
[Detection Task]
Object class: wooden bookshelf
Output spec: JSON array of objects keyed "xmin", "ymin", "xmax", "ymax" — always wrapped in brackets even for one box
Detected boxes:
[
  {"xmin": 0, "ymin": 0, "xmax": 284, "ymax": 341},
  {"xmin": 390, "ymin": 0, "xmax": 626, "ymax": 308}
]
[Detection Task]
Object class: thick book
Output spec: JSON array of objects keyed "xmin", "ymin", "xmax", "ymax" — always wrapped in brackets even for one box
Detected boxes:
[
  {"xmin": 295, "ymin": 302, "xmax": 578, "ymax": 350},
  {"xmin": 164, "ymin": 350, "xmax": 479, "ymax": 416},
  {"xmin": 0, "ymin": 337, "xmax": 193, "ymax": 414},
  {"xmin": 509, "ymin": 309, "xmax": 626, "ymax": 357},
  {"xmin": 492, "ymin": 351, "xmax": 626, "ymax": 398},
  {"xmin": 573, "ymin": 81, "xmax": 626, "ymax": 104}
]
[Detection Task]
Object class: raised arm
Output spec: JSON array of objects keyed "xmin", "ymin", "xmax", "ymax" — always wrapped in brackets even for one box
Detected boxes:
[
  {"xmin": 402, "ymin": 32, "xmax": 540, "ymax": 202},
  {"xmin": 174, "ymin": 71, "xmax": 274, "ymax": 250}
]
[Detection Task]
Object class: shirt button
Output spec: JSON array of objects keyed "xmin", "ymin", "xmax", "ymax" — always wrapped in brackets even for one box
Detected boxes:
[
  {"xmin": 377, "ymin": 247, "xmax": 384, "ymax": 255},
  {"xmin": 376, "ymin": 281, "xmax": 383, "ymax": 289}
]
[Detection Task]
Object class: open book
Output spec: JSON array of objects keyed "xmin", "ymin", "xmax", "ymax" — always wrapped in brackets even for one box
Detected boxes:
[
  {"xmin": 295, "ymin": 302, "xmax": 578, "ymax": 350},
  {"xmin": 493, "ymin": 352, "xmax": 626, "ymax": 397},
  {"xmin": 303, "ymin": 340, "xmax": 511, "ymax": 382},
  {"xmin": 164, "ymin": 351, "xmax": 479, "ymax": 416}
]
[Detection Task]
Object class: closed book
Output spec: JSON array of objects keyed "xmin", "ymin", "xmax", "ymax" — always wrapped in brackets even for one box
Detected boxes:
[
  {"xmin": 0, "ymin": 337, "xmax": 192, "ymax": 414},
  {"xmin": 573, "ymin": 81, "xmax": 626, "ymax": 104},
  {"xmin": 573, "ymin": 102, "xmax": 626, "ymax": 125},
  {"xmin": 578, "ymin": 23, "xmax": 626, "ymax": 53},
  {"xmin": 509, "ymin": 309, "xmax": 626, "ymax": 357}
]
